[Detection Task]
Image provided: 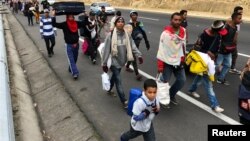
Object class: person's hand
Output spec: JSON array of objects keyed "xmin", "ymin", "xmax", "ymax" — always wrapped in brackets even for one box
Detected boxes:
[
  {"xmin": 51, "ymin": 10, "xmax": 56, "ymax": 17},
  {"xmin": 102, "ymin": 65, "xmax": 108, "ymax": 73},
  {"xmin": 145, "ymin": 41, "xmax": 150, "ymax": 50},
  {"xmin": 143, "ymin": 109, "xmax": 150, "ymax": 117},
  {"xmin": 207, "ymin": 51, "xmax": 215, "ymax": 60},
  {"xmin": 54, "ymin": 30, "xmax": 57, "ymax": 36},
  {"xmin": 41, "ymin": 34, "xmax": 44, "ymax": 39},
  {"xmin": 138, "ymin": 57, "xmax": 143, "ymax": 64}
]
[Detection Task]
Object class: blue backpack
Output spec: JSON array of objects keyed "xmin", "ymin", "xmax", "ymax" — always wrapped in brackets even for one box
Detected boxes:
[{"xmin": 127, "ymin": 88, "xmax": 150, "ymax": 116}]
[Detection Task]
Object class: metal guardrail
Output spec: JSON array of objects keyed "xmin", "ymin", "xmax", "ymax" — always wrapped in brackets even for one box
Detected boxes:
[{"xmin": 0, "ymin": 14, "xmax": 16, "ymax": 141}]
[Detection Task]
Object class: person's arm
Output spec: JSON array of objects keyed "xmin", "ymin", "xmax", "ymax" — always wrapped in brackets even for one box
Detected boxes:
[
  {"xmin": 102, "ymin": 33, "xmax": 112, "ymax": 66},
  {"xmin": 132, "ymin": 100, "xmax": 149, "ymax": 121},
  {"xmin": 130, "ymin": 36, "xmax": 142, "ymax": 57},
  {"xmin": 138, "ymin": 22, "xmax": 150, "ymax": 50},
  {"xmin": 51, "ymin": 10, "xmax": 64, "ymax": 29}
]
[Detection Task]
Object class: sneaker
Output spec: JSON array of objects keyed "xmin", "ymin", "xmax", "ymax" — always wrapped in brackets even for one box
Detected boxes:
[
  {"xmin": 106, "ymin": 90, "xmax": 116, "ymax": 97},
  {"xmin": 170, "ymin": 97, "xmax": 178, "ymax": 105},
  {"xmin": 229, "ymin": 68, "xmax": 241, "ymax": 75},
  {"xmin": 123, "ymin": 100, "xmax": 128, "ymax": 109},
  {"xmin": 73, "ymin": 74, "xmax": 78, "ymax": 80},
  {"xmin": 217, "ymin": 79, "xmax": 230, "ymax": 85},
  {"xmin": 136, "ymin": 74, "xmax": 142, "ymax": 81},
  {"xmin": 92, "ymin": 59, "xmax": 96, "ymax": 64},
  {"xmin": 125, "ymin": 67, "xmax": 134, "ymax": 73},
  {"xmin": 188, "ymin": 91, "xmax": 200, "ymax": 98},
  {"xmin": 213, "ymin": 106, "xmax": 224, "ymax": 113}
]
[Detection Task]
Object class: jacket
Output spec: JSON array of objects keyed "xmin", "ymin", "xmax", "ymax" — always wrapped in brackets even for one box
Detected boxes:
[{"xmin": 186, "ymin": 50, "xmax": 215, "ymax": 81}]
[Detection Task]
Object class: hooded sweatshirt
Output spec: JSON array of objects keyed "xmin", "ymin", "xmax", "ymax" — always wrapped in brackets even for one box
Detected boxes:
[{"xmin": 102, "ymin": 30, "xmax": 142, "ymax": 68}]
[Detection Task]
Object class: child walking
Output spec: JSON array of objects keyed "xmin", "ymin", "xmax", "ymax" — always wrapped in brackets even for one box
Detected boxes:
[{"xmin": 120, "ymin": 79, "xmax": 160, "ymax": 141}]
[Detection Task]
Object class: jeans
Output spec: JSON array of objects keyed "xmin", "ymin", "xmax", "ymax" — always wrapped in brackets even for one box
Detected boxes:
[
  {"xmin": 66, "ymin": 44, "xmax": 79, "ymax": 76},
  {"xmin": 188, "ymin": 75, "xmax": 219, "ymax": 108},
  {"xmin": 44, "ymin": 36, "xmax": 55, "ymax": 55},
  {"xmin": 216, "ymin": 53, "xmax": 232, "ymax": 81},
  {"xmin": 121, "ymin": 124, "xmax": 155, "ymax": 141},
  {"xmin": 161, "ymin": 64, "xmax": 186, "ymax": 98},
  {"xmin": 110, "ymin": 66, "xmax": 126, "ymax": 103}
]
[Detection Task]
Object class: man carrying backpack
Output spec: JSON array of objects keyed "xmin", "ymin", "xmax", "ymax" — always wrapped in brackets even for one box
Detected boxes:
[
  {"xmin": 125, "ymin": 11, "xmax": 150, "ymax": 81},
  {"xmin": 216, "ymin": 12, "xmax": 242, "ymax": 85}
]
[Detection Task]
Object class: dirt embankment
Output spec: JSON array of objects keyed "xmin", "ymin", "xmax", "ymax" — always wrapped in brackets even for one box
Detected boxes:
[{"xmin": 83, "ymin": 0, "xmax": 250, "ymax": 21}]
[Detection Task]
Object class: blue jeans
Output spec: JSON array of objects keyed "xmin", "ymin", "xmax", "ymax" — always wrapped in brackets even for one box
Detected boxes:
[
  {"xmin": 110, "ymin": 66, "xmax": 126, "ymax": 103},
  {"xmin": 188, "ymin": 75, "xmax": 219, "ymax": 108},
  {"xmin": 161, "ymin": 64, "xmax": 186, "ymax": 98},
  {"xmin": 121, "ymin": 124, "xmax": 155, "ymax": 141},
  {"xmin": 66, "ymin": 44, "xmax": 79, "ymax": 76},
  {"xmin": 216, "ymin": 53, "xmax": 232, "ymax": 81}
]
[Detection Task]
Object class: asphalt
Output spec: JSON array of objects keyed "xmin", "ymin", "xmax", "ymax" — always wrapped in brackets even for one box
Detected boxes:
[{"xmin": 13, "ymin": 6, "xmax": 250, "ymax": 141}]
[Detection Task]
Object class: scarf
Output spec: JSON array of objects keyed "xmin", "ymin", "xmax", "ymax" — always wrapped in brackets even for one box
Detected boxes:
[
  {"xmin": 111, "ymin": 28, "xmax": 134, "ymax": 61},
  {"xmin": 66, "ymin": 16, "xmax": 78, "ymax": 33}
]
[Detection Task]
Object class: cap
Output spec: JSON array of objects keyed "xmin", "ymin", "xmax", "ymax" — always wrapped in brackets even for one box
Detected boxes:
[
  {"xmin": 114, "ymin": 16, "xmax": 125, "ymax": 25},
  {"xmin": 130, "ymin": 10, "xmax": 138, "ymax": 16},
  {"xmin": 211, "ymin": 20, "xmax": 227, "ymax": 35},
  {"xmin": 44, "ymin": 9, "xmax": 49, "ymax": 13}
]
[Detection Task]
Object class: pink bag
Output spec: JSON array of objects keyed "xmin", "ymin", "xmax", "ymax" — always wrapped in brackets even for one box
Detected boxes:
[{"xmin": 81, "ymin": 40, "xmax": 88, "ymax": 54}]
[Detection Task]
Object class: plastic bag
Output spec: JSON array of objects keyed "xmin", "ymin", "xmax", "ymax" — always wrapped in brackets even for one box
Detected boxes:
[
  {"xmin": 102, "ymin": 72, "xmax": 110, "ymax": 91},
  {"xmin": 156, "ymin": 73, "xmax": 170, "ymax": 105}
]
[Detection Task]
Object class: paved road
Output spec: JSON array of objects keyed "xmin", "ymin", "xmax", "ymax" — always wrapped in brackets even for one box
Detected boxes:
[{"xmin": 14, "ymin": 6, "xmax": 250, "ymax": 141}]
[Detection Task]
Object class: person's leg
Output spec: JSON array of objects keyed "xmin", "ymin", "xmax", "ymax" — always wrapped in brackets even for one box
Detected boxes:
[
  {"xmin": 142, "ymin": 124, "xmax": 156, "ymax": 141},
  {"xmin": 65, "ymin": 44, "xmax": 79, "ymax": 76},
  {"xmin": 217, "ymin": 53, "xmax": 232, "ymax": 83},
  {"xmin": 31, "ymin": 16, "xmax": 33, "ymax": 25},
  {"xmin": 231, "ymin": 49, "xmax": 238, "ymax": 69},
  {"xmin": 131, "ymin": 53, "xmax": 141, "ymax": 80},
  {"xmin": 50, "ymin": 36, "xmax": 55, "ymax": 55},
  {"xmin": 120, "ymin": 126, "xmax": 142, "ymax": 141},
  {"xmin": 188, "ymin": 75, "xmax": 203, "ymax": 92},
  {"xmin": 44, "ymin": 38, "xmax": 51, "ymax": 56},
  {"xmin": 110, "ymin": 66, "xmax": 127, "ymax": 104},
  {"xmin": 215, "ymin": 53, "xmax": 224, "ymax": 73},
  {"xmin": 27, "ymin": 16, "xmax": 31, "ymax": 25},
  {"xmin": 202, "ymin": 75, "xmax": 220, "ymax": 109},
  {"xmin": 171, "ymin": 68, "xmax": 186, "ymax": 99}
]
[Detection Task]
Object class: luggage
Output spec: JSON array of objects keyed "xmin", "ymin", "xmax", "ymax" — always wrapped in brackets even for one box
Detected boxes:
[
  {"xmin": 53, "ymin": 2, "xmax": 85, "ymax": 15},
  {"xmin": 127, "ymin": 88, "xmax": 143, "ymax": 116}
]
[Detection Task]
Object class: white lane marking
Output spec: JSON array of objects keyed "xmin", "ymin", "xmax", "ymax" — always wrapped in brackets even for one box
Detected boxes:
[
  {"xmin": 139, "ymin": 16, "xmax": 159, "ymax": 21},
  {"xmin": 238, "ymin": 53, "xmax": 250, "ymax": 58},
  {"xmin": 78, "ymin": 38, "xmax": 242, "ymax": 124},
  {"xmin": 135, "ymin": 67, "xmax": 241, "ymax": 125}
]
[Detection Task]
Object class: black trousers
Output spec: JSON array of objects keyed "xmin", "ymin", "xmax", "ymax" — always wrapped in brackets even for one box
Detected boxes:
[
  {"xmin": 44, "ymin": 36, "xmax": 55, "ymax": 55},
  {"xmin": 126, "ymin": 39, "xmax": 141, "ymax": 75},
  {"xmin": 231, "ymin": 48, "xmax": 238, "ymax": 69}
]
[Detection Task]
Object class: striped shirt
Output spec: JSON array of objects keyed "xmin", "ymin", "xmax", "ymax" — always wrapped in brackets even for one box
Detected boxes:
[{"xmin": 40, "ymin": 16, "xmax": 56, "ymax": 37}]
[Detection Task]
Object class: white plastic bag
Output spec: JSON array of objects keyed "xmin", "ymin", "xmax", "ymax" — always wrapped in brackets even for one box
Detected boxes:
[
  {"xmin": 102, "ymin": 72, "xmax": 110, "ymax": 91},
  {"xmin": 156, "ymin": 73, "xmax": 170, "ymax": 105},
  {"xmin": 98, "ymin": 43, "xmax": 112, "ymax": 68}
]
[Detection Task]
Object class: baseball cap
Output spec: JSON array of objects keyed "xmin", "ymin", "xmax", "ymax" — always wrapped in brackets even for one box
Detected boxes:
[{"xmin": 44, "ymin": 9, "xmax": 49, "ymax": 13}]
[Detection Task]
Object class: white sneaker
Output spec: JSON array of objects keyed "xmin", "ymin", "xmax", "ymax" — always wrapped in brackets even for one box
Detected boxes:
[
  {"xmin": 213, "ymin": 106, "xmax": 224, "ymax": 113},
  {"xmin": 188, "ymin": 91, "xmax": 200, "ymax": 98}
]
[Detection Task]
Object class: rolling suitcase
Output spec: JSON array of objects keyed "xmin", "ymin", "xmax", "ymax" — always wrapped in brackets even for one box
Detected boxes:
[{"xmin": 53, "ymin": 1, "xmax": 85, "ymax": 15}]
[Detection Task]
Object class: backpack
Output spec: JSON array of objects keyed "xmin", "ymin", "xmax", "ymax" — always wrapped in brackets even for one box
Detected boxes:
[
  {"xmin": 220, "ymin": 24, "xmax": 237, "ymax": 53},
  {"xmin": 127, "ymin": 88, "xmax": 155, "ymax": 116}
]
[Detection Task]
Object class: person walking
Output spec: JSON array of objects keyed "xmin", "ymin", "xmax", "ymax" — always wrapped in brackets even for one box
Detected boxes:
[
  {"xmin": 34, "ymin": 1, "xmax": 40, "ymax": 24},
  {"xmin": 52, "ymin": 10, "xmax": 87, "ymax": 80},
  {"xmin": 97, "ymin": 6, "xmax": 107, "ymax": 38},
  {"xmin": 229, "ymin": 6, "xmax": 243, "ymax": 74},
  {"xmin": 120, "ymin": 79, "xmax": 160, "ymax": 141},
  {"xmin": 102, "ymin": 16, "xmax": 143, "ymax": 108},
  {"xmin": 216, "ymin": 12, "xmax": 242, "ymax": 85},
  {"xmin": 156, "ymin": 12, "xmax": 186, "ymax": 105},
  {"xmin": 187, "ymin": 20, "xmax": 226, "ymax": 113},
  {"xmin": 125, "ymin": 11, "xmax": 150, "ymax": 81},
  {"xmin": 40, "ymin": 9, "xmax": 56, "ymax": 57}
]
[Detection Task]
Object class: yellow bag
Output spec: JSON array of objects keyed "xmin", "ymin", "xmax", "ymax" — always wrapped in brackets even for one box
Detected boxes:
[{"xmin": 186, "ymin": 50, "xmax": 207, "ymax": 74}]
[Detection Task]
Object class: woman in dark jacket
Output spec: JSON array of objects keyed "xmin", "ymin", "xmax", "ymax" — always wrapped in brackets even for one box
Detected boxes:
[{"xmin": 52, "ymin": 11, "xmax": 86, "ymax": 79}]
